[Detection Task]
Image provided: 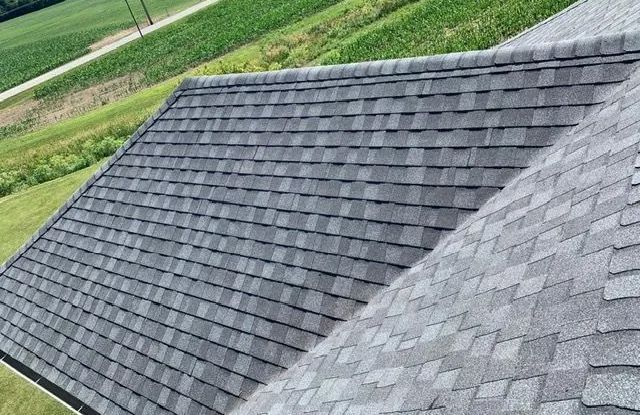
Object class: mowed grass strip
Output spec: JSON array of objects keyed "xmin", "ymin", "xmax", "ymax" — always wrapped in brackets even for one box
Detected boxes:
[
  {"xmin": 33, "ymin": 0, "xmax": 343, "ymax": 99},
  {"xmin": 0, "ymin": 0, "xmax": 200, "ymax": 93}
]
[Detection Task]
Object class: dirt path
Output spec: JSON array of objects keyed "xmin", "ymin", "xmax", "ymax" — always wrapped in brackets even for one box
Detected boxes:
[{"xmin": 0, "ymin": 0, "xmax": 220, "ymax": 103}]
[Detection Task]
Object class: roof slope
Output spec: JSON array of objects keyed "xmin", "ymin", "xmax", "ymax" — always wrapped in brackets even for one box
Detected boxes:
[
  {"xmin": 235, "ymin": 43, "xmax": 640, "ymax": 413},
  {"xmin": 1, "ymin": 6, "xmax": 640, "ymax": 415}
]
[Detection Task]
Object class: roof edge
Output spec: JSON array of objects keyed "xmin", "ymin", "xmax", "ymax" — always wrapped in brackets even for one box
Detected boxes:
[
  {"xmin": 179, "ymin": 30, "xmax": 640, "ymax": 90},
  {"xmin": 0, "ymin": 90, "xmax": 182, "ymax": 276},
  {"xmin": 0, "ymin": 353, "xmax": 93, "ymax": 415},
  {"xmin": 0, "ymin": 90, "xmax": 184, "ymax": 412}
]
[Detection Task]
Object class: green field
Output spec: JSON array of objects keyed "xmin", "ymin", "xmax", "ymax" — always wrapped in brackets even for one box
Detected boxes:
[
  {"xmin": 0, "ymin": 0, "xmax": 201, "ymax": 93},
  {"xmin": 0, "ymin": 0, "xmax": 578, "ymax": 413}
]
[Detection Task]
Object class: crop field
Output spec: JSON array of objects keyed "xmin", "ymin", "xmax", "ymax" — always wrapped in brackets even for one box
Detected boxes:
[
  {"xmin": 321, "ymin": 0, "xmax": 576, "ymax": 63},
  {"xmin": 33, "ymin": 0, "xmax": 344, "ymax": 99},
  {"xmin": 0, "ymin": 0, "xmax": 200, "ymax": 93}
]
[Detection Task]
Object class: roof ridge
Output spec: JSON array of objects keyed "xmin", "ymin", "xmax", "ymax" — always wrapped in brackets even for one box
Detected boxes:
[{"xmin": 180, "ymin": 30, "xmax": 640, "ymax": 90}]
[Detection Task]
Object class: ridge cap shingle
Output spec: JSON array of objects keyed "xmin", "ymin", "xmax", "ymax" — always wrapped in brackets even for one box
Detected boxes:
[{"xmin": 179, "ymin": 30, "xmax": 640, "ymax": 91}]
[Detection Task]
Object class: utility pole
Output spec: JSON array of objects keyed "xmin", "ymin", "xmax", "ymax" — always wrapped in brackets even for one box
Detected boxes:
[
  {"xmin": 124, "ymin": 0, "xmax": 143, "ymax": 38},
  {"xmin": 139, "ymin": 0, "xmax": 153, "ymax": 26}
]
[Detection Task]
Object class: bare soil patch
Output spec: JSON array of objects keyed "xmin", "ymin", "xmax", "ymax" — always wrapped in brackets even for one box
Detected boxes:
[
  {"xmin": 89, "ymin": 28, "xmax": 138, "ymax": 51},
  {"xmin": 0, "ymin": 74, "xmax": 143, "ymax": 133}
]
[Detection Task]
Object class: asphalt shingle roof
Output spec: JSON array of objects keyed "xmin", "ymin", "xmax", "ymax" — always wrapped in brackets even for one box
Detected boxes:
[
  {"xmin": 1, "ymin": 1, "xmax": 640, "ymax": 414},
  {"xmin": 237, "ymin": 31, "xmax": 640, "ymax": 415}
]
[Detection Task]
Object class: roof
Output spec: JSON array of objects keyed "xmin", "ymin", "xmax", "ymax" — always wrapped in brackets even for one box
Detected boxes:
[
  {"xmin": 239, "ymin": 56, "xmax": 640, "ymax": 414},
  {"xmin": 1, "ymin": 1, "xmax": 640, "ymax": 414}
]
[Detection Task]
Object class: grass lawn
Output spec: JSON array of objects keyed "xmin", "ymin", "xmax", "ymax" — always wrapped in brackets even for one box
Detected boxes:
[
  {"xmin": 0, "ymin": 364, "xmax": 70, "ymax": 415},
  {"xmin": 0, "ymin": 0, "xmax": 202, "ymax": 93}
]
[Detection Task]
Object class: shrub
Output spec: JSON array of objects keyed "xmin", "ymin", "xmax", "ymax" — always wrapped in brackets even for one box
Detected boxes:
[{"xmin": 0, "ymin": 134, "xmax": 127, "ymax": 197}]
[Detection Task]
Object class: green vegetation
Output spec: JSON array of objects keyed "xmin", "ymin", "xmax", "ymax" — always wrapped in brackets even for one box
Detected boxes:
[
  {"xmin": 0, "ymin": 0, "xmax": 65, "ymax": 22},
  {"xmin": 0, "ymin": 134, "xmax": 124, "ymax": 196},
  {"xmin": 0, "ymin": 364, "xmax": 70, "ymax": 415},
  {"xmin": 321, "ymin": 0, "xmax": 577, "ymax": 63},
  {"xmin": 0, "ymin": 82, "xmax": 174, "ymax": 196},
  {"xmin": 33, "ymin": 0, "xmax": 343, "ymax": 99},
  {"xmin": 0, "ymin": 0, "xmax": 48, "ymax": 14},
  {"xmin": 1, "ymin": 28, "xmax": 112, "ymax": 94},
  {"xmin": 196, "ymin": 0, "xmax": 421, "ymax": 74},
  {"xmin": 0, "ymin": 0, "xmax": 200, "ymax": 92}
]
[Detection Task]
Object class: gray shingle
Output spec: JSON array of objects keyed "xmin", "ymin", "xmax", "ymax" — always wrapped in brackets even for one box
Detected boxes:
[
  {"xmin": 604, "ymin": 273, "xmax": 640, "ymax": 299},
  {"xmin": 582, "ymin": 369, "xmax": 640, "ymax": 411},
  {"xmin": 503, "ymin": 0, "xmax": 640, "ymax": 48}
]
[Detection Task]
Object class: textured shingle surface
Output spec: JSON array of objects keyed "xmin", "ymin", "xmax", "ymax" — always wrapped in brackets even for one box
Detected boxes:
[
  {"xmin": 1, "ymin": 2, "xmax": 640, "ymax": 414},
  {"xmin": 235, "ymin": 32, "xmax": 640, "ymax": 415}
]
